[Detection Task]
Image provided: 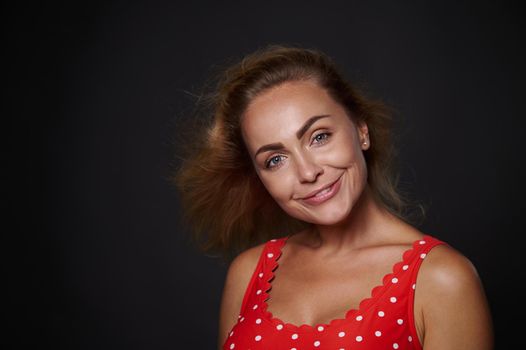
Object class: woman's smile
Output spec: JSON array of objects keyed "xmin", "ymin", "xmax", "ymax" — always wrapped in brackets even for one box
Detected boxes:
[{"xmin": 298, "ymin": 173, "xmax": 343, "ymax": 206}]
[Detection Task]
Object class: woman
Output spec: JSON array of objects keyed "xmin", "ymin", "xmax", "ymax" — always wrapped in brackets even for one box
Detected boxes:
[{"xmin": 174, "ymin": 46, "xmax": 493, "ymax": 349}]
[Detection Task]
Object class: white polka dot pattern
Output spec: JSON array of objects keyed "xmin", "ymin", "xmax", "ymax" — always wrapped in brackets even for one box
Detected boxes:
[{"xmin": 223, "ymin": 235, "xmax": 445, "ymax": 349}]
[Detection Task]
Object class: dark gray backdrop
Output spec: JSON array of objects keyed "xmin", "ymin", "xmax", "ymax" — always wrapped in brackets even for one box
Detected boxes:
[{"xmin": 5, "ymin": 0, "xmax": 524, "ymax": 349}]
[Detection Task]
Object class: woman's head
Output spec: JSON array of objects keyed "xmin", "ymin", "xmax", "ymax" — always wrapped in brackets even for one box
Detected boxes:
[
  {"xmin": 241, "ymin": 79, "xmax": 370, "ymax": 226},
  {"xmin": 175, "ymin": 45, "xmax": 406, "ymax": 258}
]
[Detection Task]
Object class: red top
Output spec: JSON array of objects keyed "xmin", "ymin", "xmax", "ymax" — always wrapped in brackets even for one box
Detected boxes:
[{"xmin": 222, "ymin": 235, "xmax": 446, "ymax": 350}]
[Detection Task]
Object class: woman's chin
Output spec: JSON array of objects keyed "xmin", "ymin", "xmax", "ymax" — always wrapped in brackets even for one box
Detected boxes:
[{"xmin": 296, "ymin": 205, "xmax": 353, "ymax": 227}]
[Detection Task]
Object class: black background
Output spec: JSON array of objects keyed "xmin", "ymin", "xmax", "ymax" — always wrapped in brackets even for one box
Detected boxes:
[{"xmin": 5, "ymin": 0, "xmax": 525, "ymax": 348}]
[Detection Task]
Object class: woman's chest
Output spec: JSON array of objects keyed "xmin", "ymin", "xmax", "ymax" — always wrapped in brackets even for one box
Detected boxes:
[
  {"xmin": 227, "ymin": 278, "xmax": 417, "ymax": 350},
  {"xmin": 222, "ymin": 239, "xmax": 429, "ymax": 350},
  {"xmin": 265, "ymin": 251, "xmax": 404, "ymax": 327}
]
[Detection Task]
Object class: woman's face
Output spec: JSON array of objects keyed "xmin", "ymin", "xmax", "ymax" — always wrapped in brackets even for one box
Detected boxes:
[{"xmin": 241, "ymin": 80, "xmax": 370, "ymax": 226}]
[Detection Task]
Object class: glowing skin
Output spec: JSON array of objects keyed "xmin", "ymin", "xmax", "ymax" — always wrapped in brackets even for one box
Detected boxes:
[
  {"xmin": 220, "ymin": 81, "xmax": 493, "ymax": 350},
  {"xmin": 241, "ymin": 80, "xmax": 370, "ymax": 226}
]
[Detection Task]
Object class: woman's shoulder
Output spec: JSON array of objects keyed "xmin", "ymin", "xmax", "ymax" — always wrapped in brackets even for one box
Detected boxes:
[
  {"xmin": 227, "ymin": 241, "xmax": 267, "ymax": 280},
  {"xmin": 418, "ymin": 239, "xmax": 480, "ymax": 291},
  {"xmin": 377, "ymin": 222, "xmax": 480, "ymax": 289},
  {"xmin": 414, "ymin": 239, "xmax": 493, "ymax": 347},
  {"xmin": 225, "ymin": 236, "xmax": 284, "ymax": 284},
  {"xmin": 218, "ymin": 241, "xmax": 270, "ymax": 348}
]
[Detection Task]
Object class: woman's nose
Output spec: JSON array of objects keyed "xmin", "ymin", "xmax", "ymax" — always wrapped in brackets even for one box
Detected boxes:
[{"xmin": 295, "ymin": 153, "xmax": 323, "ymax": 183}]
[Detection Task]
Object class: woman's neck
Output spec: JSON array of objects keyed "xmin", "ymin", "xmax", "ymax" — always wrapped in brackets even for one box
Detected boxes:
[{"xmin": 305, "ymin": 186, "xmax": 399, "ymax": 255}]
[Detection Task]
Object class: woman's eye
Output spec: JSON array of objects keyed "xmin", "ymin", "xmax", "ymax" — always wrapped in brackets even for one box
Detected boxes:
[
  {"xmin": 265, "ymin": 155, "xmax": 284, "ymax": 169},
  {"xmin": 312, "ymin": 132, "xmax": 331, "ymax": 144}
]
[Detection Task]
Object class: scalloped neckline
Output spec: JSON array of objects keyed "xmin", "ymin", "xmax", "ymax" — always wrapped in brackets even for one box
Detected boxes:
[{"xmin": 259, "ymin": 235, "xmax": 430, "ymax": 332}]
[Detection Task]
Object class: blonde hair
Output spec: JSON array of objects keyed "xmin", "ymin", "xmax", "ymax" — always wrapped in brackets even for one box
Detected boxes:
[{"xmin": 173, "ymin": 45, "xmax": 413, "ymax": 260}]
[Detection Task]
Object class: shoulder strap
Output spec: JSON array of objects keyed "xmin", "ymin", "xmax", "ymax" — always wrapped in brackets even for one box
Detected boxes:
[
  {"xmin": 238, "ymin": 241, "xmax": 271, "ymax": 316},
  {"xmin": 407, "ymin": 235, "xmax": 447, "ymax": 347},
  {"xmin": 408, "ymin": 235, "xmax": 447, "ymax": 288}
]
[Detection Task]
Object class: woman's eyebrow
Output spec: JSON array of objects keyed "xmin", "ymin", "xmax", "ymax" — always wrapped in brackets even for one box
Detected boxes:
[
  {"xmin": 254, "ymin": 142, "xmax": 284, "ymax": 157},
  {"xmin": 254, "ymin": 115, "xmax": 331, "ymax": 157},
  {"xmin": 296, "ymin": 114, "xmax": 330, "ymax": 139}
]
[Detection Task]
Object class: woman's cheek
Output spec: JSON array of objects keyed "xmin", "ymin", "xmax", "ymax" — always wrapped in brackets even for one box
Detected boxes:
[
  {"xmin": 320, "ymin": 142, "xmax": 357, "ymax": 167},
  {"xmin": 259, "ymin": 173, "xmax": 292, "ymax": 203}
]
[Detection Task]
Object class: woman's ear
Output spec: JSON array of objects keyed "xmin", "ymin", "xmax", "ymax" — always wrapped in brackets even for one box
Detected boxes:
[{"xmin": 358, "ymin": 121, "xmax": 370, "ymax": 150}]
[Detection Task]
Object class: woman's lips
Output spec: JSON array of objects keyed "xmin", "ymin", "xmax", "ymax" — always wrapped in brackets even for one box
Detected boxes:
[{"xmin": 301, "ymin": 176, "xmax": 342, "ymax": 206}]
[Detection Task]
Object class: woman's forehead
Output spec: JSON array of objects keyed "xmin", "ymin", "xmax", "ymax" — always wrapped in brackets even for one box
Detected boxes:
[
  {"xmin": 243, "ymin": 81, "xmax": 344, "ymax": 127},
  {"xmin": 241, "ymin": 81, "xmax": 355, "ymax": 153}
]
